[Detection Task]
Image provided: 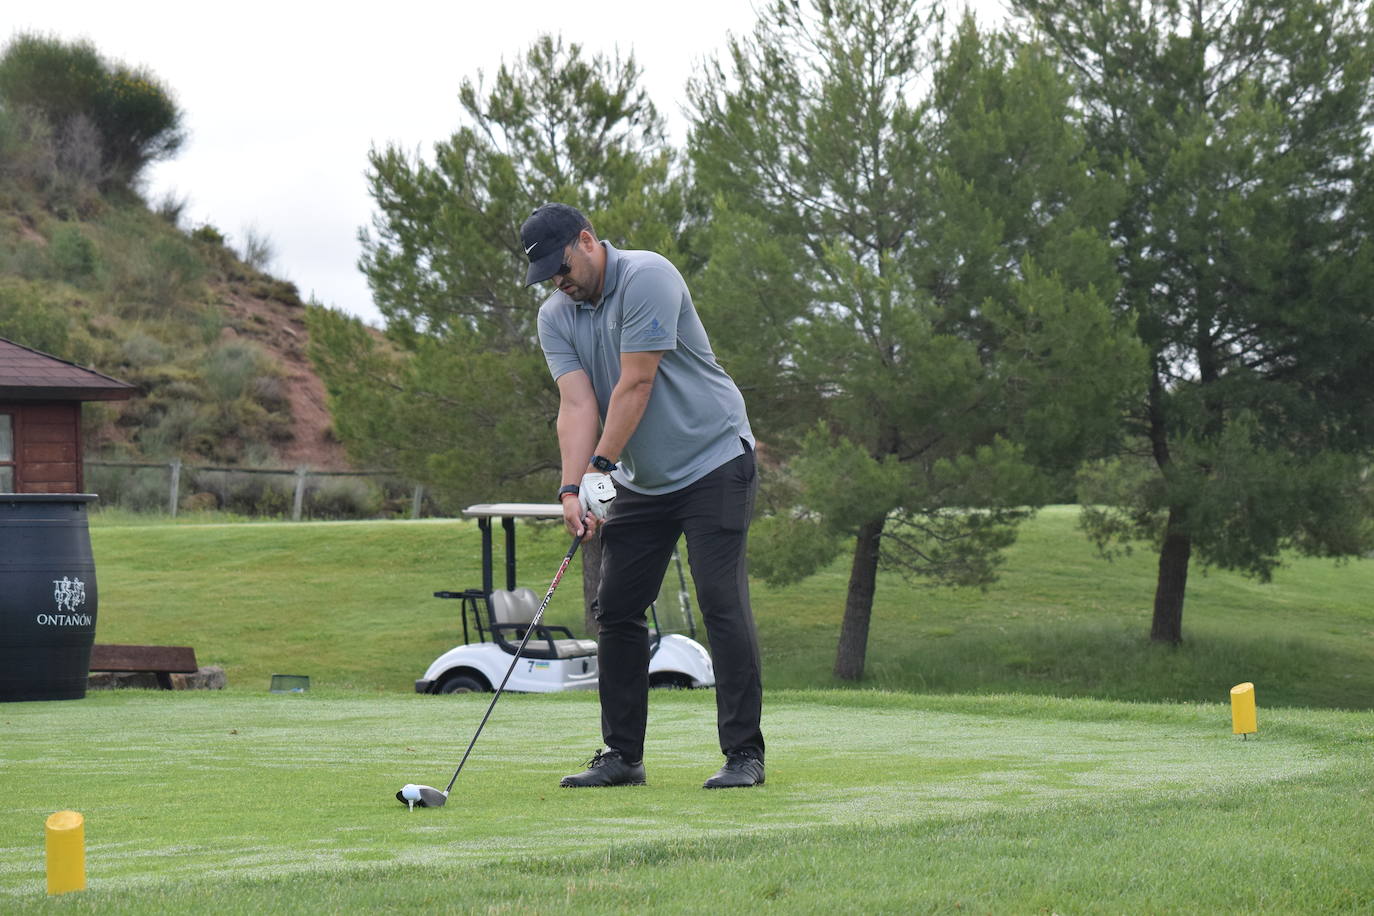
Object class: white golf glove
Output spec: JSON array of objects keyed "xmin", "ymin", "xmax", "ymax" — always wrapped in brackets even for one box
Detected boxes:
[{"xmin": 579, "ymin": 471, "xmax": 617, "ymax": 521}]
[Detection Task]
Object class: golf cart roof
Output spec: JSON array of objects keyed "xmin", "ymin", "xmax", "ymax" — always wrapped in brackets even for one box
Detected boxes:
[
  {"xmin": 460, "ymin": 503, "xmax": 567, "ymax": 595},
  {"xmin": 463, "ymin": 503, "xmax": 564, "ymax": 519}
]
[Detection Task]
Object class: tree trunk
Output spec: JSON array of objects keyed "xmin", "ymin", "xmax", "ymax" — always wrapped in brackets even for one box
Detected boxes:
[
  {"xmin": 581, "ymin": 533, "xmax": 602, "ymax": 638},
  {"xmin": 1151, "ymin": 507, "xmax": 1191, "ymax": 645},
  {"xmin": 1146, "ymin": 374, "xmax": 1190, "ymax": 645},
  {"xmin": 834, "ymin": 517, "xmax": 886, "ymax": 680}
]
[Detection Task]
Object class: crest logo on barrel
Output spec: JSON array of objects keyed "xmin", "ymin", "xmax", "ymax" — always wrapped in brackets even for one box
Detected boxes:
[{"xmin": 53, "ymin": 577, "xmax": 86, "ymax": 614}]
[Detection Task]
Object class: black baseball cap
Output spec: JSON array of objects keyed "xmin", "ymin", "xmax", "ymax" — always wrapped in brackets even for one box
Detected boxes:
[{"xmin": 521, "ymin": 203, "xmax": 589, "ymax": 286}]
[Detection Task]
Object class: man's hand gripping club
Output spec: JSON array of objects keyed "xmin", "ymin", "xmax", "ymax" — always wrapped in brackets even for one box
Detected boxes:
[
  {"xmin": 581, "ymin": 471, "xmax": 616, "ymax": 520},
  {"xmin": 563, "ymin": 470, "xmax": 616, "ymax": 539},
  {"xmin": 554, "ymin": 353, "xmax": 660, "ymax": 540}
]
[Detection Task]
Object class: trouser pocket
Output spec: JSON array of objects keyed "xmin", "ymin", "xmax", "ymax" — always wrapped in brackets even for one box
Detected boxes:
[{"xmin": 719, "ymin": 441, "xmax": 757, "ymax": 532}]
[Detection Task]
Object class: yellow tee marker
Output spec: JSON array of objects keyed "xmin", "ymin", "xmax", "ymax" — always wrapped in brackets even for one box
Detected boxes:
[
  {"xmin": 1231, "ymin": 682, "xmax": 1258, "ymax": 738},
  {"xmin": 45, "ymin": 810, "xmax": 85, "ymax": 895}
]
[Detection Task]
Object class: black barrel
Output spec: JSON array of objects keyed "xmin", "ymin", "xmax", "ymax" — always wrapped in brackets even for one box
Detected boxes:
[{"xmin": 0, "ymin": 494, "xmax": 99, "ymax": 702}]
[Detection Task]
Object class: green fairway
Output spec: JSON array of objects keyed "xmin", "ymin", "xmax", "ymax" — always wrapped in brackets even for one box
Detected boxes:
[
  {"xmin": 84, "ymin": 507, "xmax": 1374, "ymax": 708},
  {"xmin": 23, "ymin": 505, "xmax": 1363, "ymax": 909},
  {"xmin": 2, "ymin": 689, "xmax": 1371, "ymax": 912}
]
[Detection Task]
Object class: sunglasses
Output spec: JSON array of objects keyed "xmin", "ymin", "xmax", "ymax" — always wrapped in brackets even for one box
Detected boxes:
[{"xmin": 553, "ymin": 236, "xmax": 582, "ymax": 280}]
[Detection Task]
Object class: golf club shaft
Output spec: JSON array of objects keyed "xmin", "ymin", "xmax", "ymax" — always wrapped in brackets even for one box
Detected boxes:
[{"xmin": 443, "ymin": 534, "xmax": 582, "ymax": 794}]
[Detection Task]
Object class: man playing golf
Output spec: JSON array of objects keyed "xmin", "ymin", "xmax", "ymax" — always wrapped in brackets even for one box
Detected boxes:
[{"xmin": 522, "ymin": 202, "xmax": 765, "ymax": 789}]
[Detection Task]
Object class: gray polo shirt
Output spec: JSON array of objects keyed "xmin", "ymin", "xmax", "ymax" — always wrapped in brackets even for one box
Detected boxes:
[{"xmin": 537, "ymin": 241, "xmax": 754, "ymax": 495}]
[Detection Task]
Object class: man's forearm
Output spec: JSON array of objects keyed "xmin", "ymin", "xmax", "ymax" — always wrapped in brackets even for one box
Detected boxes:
[
  {"xmin": 558, "ymin": 401, "xmax": 600, "ymax": 485},
  {"xmin": 593, "ymin": 375, "xmax": 654, "ymax": 466}
]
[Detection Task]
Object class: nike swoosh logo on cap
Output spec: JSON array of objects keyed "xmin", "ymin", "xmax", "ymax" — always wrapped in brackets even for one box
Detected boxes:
[{"xmin": 525, "ymin": 242, "xmax": 538, "ymax": 254}]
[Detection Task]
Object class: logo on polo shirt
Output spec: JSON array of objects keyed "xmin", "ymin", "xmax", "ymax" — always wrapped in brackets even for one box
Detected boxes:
[{"xmin": 646, "ymin": 318, "xmax": 668, "ymax": 340}]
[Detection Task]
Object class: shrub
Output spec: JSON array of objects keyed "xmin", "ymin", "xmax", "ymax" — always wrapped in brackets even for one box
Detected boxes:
[
  {"xmin": 190, "ymin": 223, "xmax": 226, "ymax": 247},
  {"xmin": 146, "ymin": 236, "xmax": 203, "ymax": 306},
  {"xmin": 204, "ymin": 341, "xmax": 271, "ymax": 402},
  {"xmin": 105, "ymin": 232, "xmax": 204, "ymax": 315},
  {"xmin": 138, "ymin": 401, "xmax": 216, "ymax": 458},
  {"xmin": 0, "ymin": 33, "xmax": 184, "ymax": 187},
  {"xmin": 118, "ymin": 330, "xmax": 171, "ymax": 367},
  {"xmin": 0, "ymin": 230, "xmax": 49, "ymax": 282},
  {"xmin": 153, "ymin": 189, "xmax": 189, "ymax": 227},
  {"xmin": 49, "ymin": 224, "xmax": 97, "ymax": 281},
  {"xmin": 0, "ymin": 103, "xmax": 52, "ymax": 187},
  {"xmin": 306, "ymin": 475, "xmax": 383, "ymax": 519},
  {"xmin": 178, "ymin": 491, "xmax": 219, "ymax": 513},
  {"xmin": 249, "ymin": 374, "xmax": 289, "ymax": 413},
  {"xmin": 51, "ymin": 113, "xmax": 107, "ymax": 190},
  {"xmin": 220, "ymin": 471, "xmax": 293, "ymax": 517},
  {"xmin": 238, "ymin": 224, "xmax": 275, "ymax": 271},
  {"xmin": 0, "ymin": 103, "xmax": 102, "ymax": 216},
  {"xmin": 98, "ymin": 68, "xmax": 184, "ymax": 180},
  {"xmin": 250, "ymin": 277, "xmax": 303, "ymax": 305},
  {"xmin": 0, "ymin": 104, "xmax": 19, "ymax": 168},
  {"xmin": 85, "ymin": 463, "xmax": 171, "ymax": 512},
  {"xmin": 0, "ymin": 278, "xmax": 70, "ymax": 354}
]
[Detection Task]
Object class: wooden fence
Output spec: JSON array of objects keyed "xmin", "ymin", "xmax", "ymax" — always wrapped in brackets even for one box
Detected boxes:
[{"xmin": 86, "ymin": 459, "xmax": 424, "ymax": 520}]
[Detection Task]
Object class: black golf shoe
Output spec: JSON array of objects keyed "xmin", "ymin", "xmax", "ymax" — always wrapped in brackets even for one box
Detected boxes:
[
  {"xmin": 703, "ymin": 752, "xmax": 765, "ymax": 789},
  {"xmin": 559, "ymin": 749, "xmax": 646, "ymax": 788}
]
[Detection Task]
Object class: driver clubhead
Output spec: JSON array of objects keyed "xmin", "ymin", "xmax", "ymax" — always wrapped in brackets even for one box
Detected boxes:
[{"xmin": 396, "ymin": 783, "xmax": 448, "ymax": 809}]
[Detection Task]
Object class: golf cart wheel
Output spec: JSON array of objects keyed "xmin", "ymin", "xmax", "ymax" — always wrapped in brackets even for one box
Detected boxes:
[
  {"xmin": 437, "ymin": 673, "xmax": 486, "ymax": 694},
  {"xmin": 649, "ymin": 672, "xmax": 694, "ymax": 690}
]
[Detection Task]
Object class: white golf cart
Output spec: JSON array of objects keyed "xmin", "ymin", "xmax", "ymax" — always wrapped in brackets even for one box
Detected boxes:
[{"xmin": 414, "ymin": 503, "xmax": 715, "ymax": 695}]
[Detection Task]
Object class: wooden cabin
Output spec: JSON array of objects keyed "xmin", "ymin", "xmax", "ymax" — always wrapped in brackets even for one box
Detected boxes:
[{"xmin": 0, "ymin": 337, "xmax": 136, "ymax": 494}]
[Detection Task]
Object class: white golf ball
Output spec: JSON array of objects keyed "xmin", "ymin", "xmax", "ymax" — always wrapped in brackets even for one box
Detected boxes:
[{"xmin": 401, "ymin": 784, "xmax": 422, "ymax": 801}]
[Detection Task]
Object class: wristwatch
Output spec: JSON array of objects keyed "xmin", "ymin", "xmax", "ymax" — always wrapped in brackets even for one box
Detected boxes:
[
  {"xmin": 590, "ymin": 455, "xmax": 618, "ymax": 472},
  {"xmin": 557, "ymin": 484, "xmax": 580, "ymax": 501}
]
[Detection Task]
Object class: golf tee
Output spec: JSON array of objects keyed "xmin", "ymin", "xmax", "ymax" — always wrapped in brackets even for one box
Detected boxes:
[
  {"xmin": 45, "ymin": 810, "xmax": 85, "ymax": 895},
  {"xmin": 1230, "ymin": 682, "xmax": 1257, "ymax": 737}
]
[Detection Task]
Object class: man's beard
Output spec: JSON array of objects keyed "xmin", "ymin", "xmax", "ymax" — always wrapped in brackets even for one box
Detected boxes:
[{"xmin": 560, "ymin": 281, "xmax": 591, "ymax": 302}]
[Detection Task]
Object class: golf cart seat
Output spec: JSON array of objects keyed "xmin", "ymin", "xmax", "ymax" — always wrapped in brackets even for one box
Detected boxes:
[{"xmin": 488, "ymin": 588, "xmax": 599, "ymax": 660}]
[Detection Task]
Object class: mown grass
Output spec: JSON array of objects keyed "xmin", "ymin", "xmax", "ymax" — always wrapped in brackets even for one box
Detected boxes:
[
  {"xmin": 2, "ymin": 689, "xmax": 1371, "ymax": 912},
  {"xmin": 9, "ymin": 511, "xmax": 1373, "ymax": 911},
  {"xmin": 85, "ymin": 506, "xmax": 1374, "ymax": 708}
]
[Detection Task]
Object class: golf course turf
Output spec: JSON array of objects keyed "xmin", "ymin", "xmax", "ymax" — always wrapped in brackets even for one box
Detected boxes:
[
  {"xmin": 4, "ymin": 508, "xmax": 1372, "ymax": 910},
  {"xmin": 2, "ymin": 689, "xmax": 1371, "ymax": 912}
]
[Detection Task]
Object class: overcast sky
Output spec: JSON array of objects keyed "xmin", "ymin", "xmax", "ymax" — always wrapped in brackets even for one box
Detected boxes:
[{"xmin": 11, "ymin": 1, "xmax": 1005, "ymax": 327}]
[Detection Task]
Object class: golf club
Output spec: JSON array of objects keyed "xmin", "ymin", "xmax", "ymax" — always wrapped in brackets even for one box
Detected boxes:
[{"xmin": 397, "ymin": 533, "xmax": 582, "ymax": 809}]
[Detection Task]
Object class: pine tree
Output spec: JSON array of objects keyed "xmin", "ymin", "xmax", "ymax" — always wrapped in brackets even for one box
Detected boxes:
[
  {"xmin": 1016, "ymin": 0, "xmax": 1374, "ymax": 642},
  {"xmin": 308, "ymin": 36, "xmax": 683, "ymax": 507},
  {"xmin": 688, "ymin": 2, "xmax": 1143, "ymax": 678}
]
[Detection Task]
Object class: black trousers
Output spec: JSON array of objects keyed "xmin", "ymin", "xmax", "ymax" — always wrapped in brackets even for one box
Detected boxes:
[{"xmin": 594, "ymin": 444, "xmax": 764, "ymax": 763}]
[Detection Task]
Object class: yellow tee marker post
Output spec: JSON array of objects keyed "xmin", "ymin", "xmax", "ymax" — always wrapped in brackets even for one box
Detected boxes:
[
  {"xmin": 1231, "ymin": 682, "xmax": 1258, "ymax": 739},
  {"xmin": 45, "ymin": 810, "xmax": 85, "ymax": 895}
]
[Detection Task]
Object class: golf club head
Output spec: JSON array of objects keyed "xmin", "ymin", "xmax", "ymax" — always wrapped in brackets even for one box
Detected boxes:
[{"xmin": 396, "ymin": 784, "xmax": 448, "ymax": 809}]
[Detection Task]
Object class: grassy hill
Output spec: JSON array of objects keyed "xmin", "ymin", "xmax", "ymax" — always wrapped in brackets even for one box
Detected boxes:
[
  {"xmin": 87, "ymin": 506, "xmax": 1374, "ymax": 709},
  {"xmin": 1, "ymin": 111, "xmax": 349, "ymax": 480}
]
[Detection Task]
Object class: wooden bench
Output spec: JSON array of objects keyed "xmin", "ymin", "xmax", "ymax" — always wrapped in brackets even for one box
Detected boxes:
[{"xmin": 89, "ymin": 644, "xmax": 198, "ymax": 690}]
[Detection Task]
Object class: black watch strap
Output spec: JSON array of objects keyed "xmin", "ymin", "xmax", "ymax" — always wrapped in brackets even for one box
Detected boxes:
[
  {"xmin": 557, "ymin": 484, "xmax": 580, "ymax": 500},
  {"xmin": 590, "ymin": 455, "xmax": 618, "ymax": 472}
]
